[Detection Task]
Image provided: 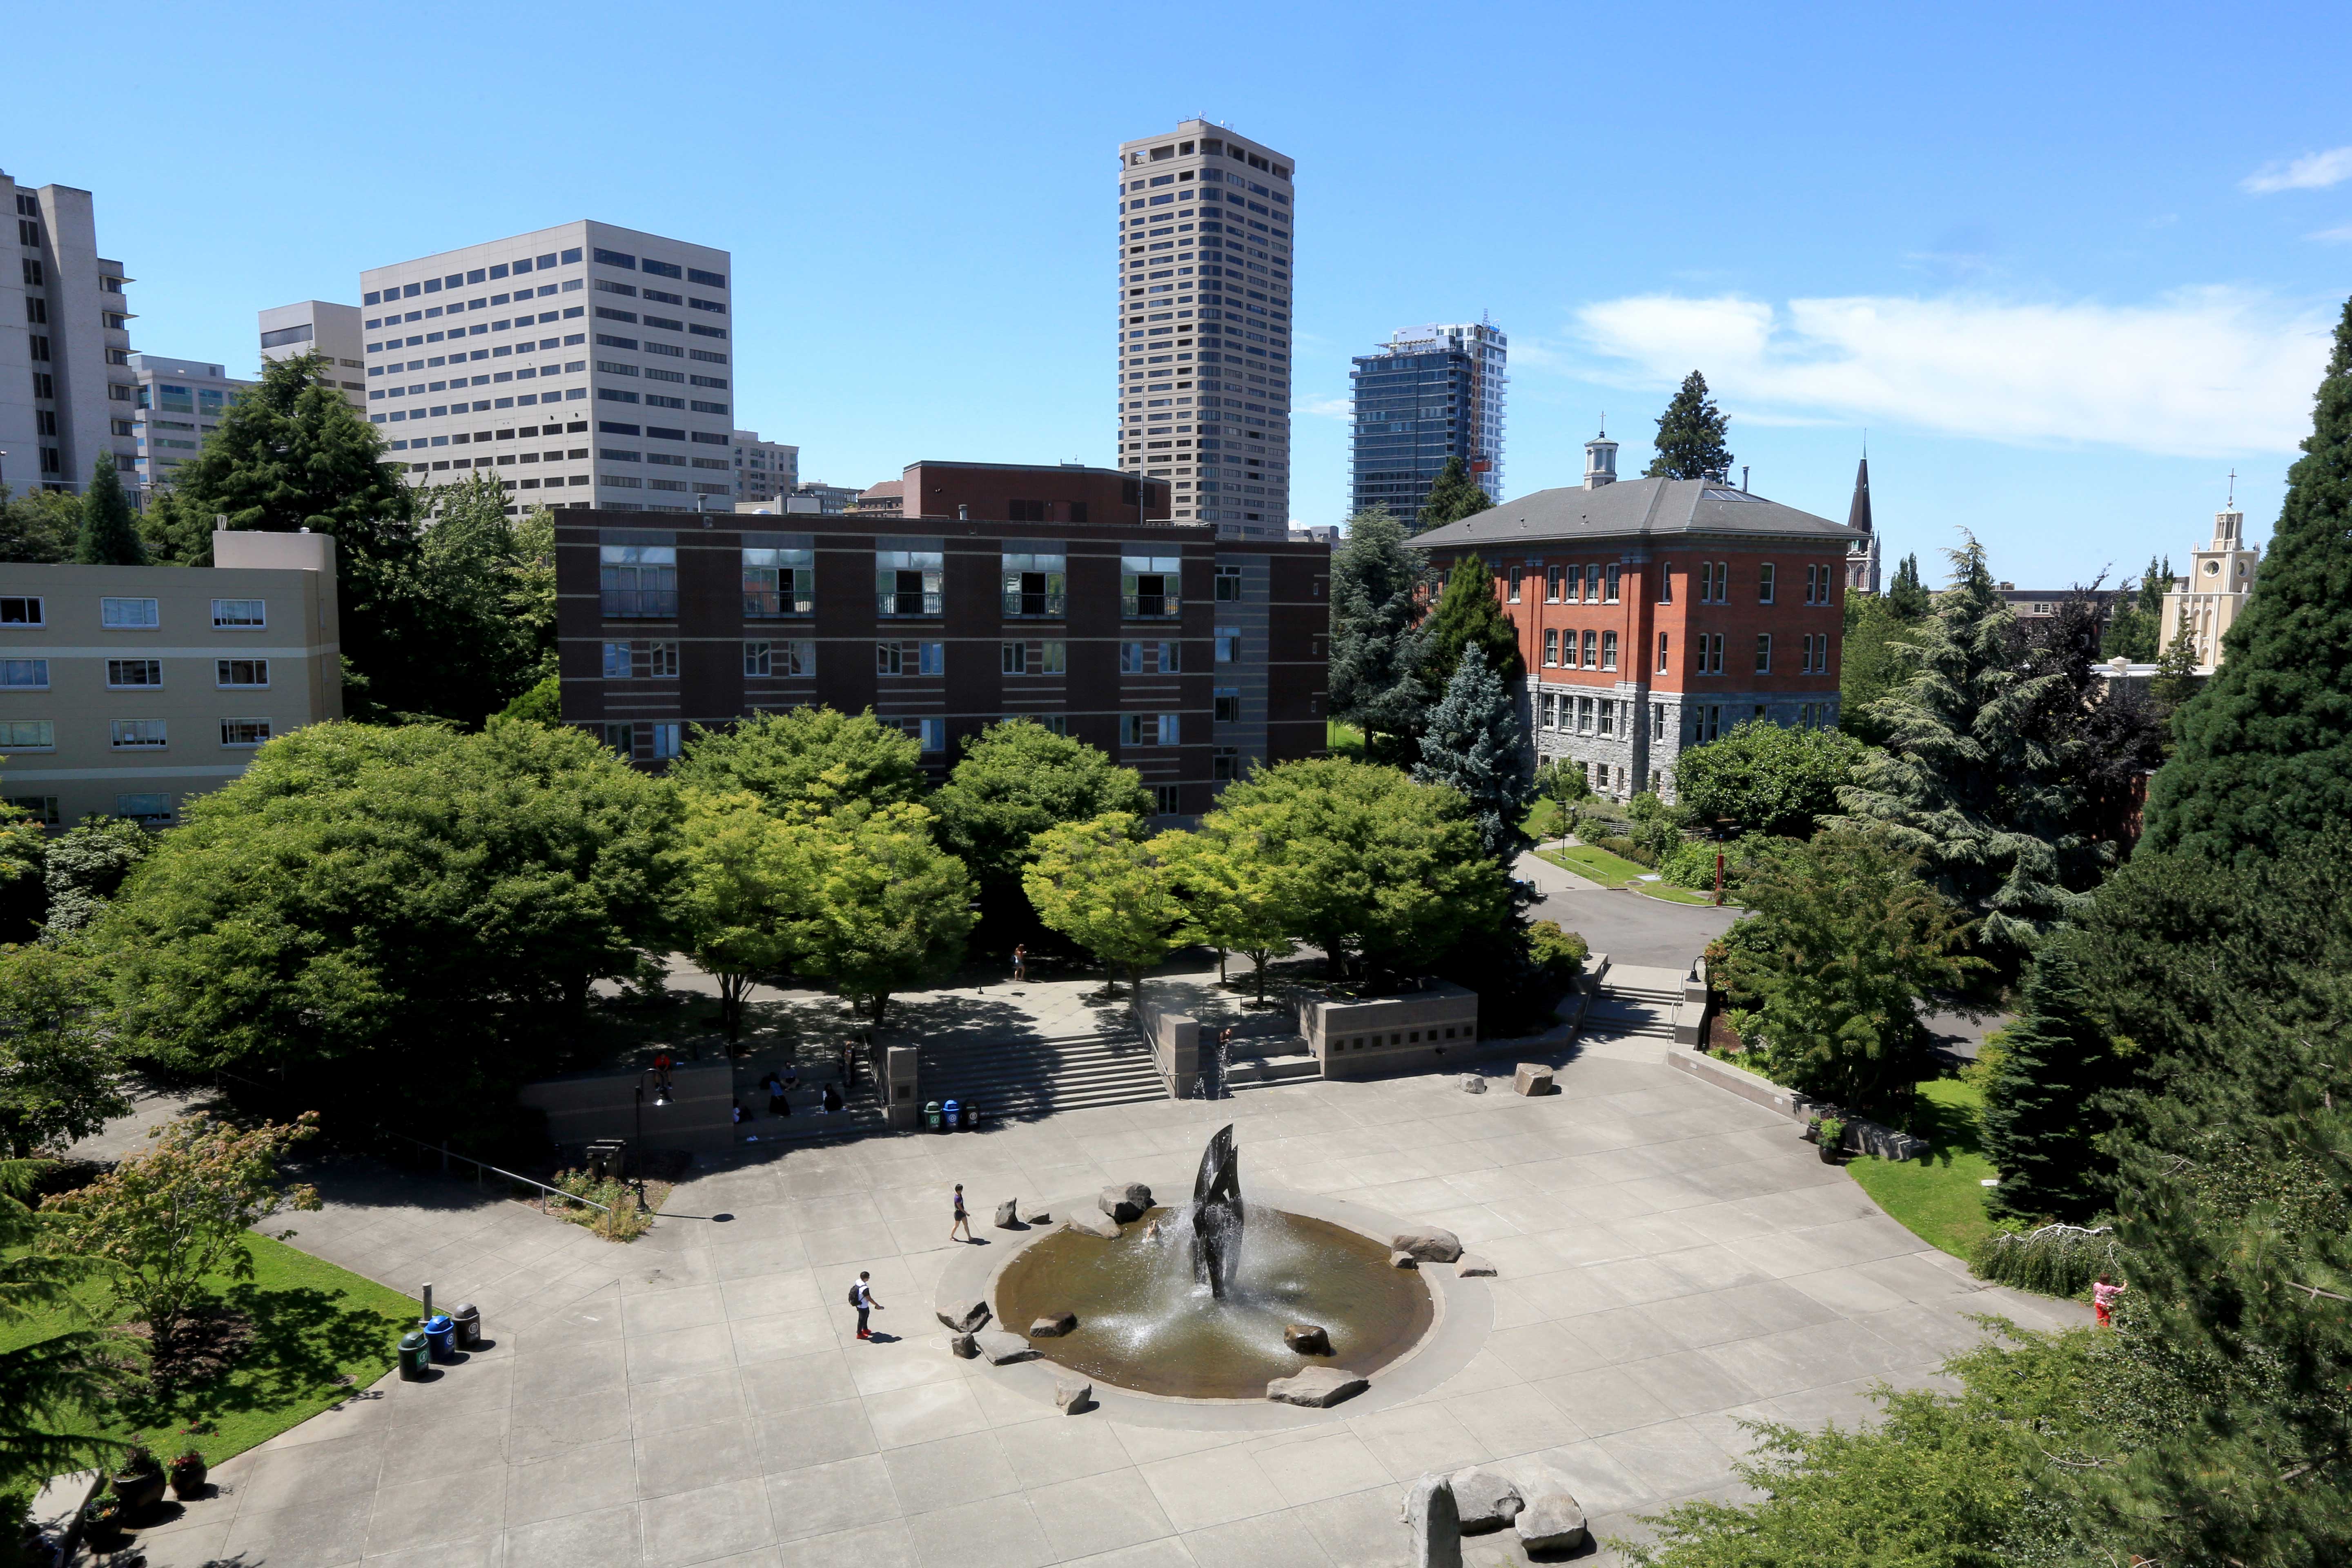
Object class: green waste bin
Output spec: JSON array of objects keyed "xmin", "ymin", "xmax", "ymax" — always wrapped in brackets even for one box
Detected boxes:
[
  {"xmin": 924, "ymin": 1100, "xmax": 942, "ymax": 1132},
  {"xmin": 397, "ymin": 1331, "xmax": 430, "ymax": 1380}
]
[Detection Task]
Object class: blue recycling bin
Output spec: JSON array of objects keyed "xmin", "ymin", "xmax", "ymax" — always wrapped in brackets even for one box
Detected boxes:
[
  {"xmin": 942, "ymin": 1098, "xmax": 960, "ymax": 1130},
  {"xmin": 423, "ymin": 1313, "xmax": 456, "ymax": 1361}
]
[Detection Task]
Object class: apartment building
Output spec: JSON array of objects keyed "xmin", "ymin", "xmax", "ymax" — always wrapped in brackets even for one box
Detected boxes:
[
  {"xmin": 552, "ymin": 510, "xmax": 1329, "ymax": 817},
  {"xmin": 0, "ymin": 531, "xmax": 341, "ymax": 827},
  {"xmin": 1351, "ymin": 321, "xmax": 1508, "ymax": 523},
  {"xmin": 258, "ymin": 301, "xmax": 367, "ymax": 411},
  {"xmin": 1415, "ymin": 433, "xmax": 1857, "ymax": 802},
  {"xmin": 127, "ymin": 354, "xmax": 254, "ymax": 501},
  {"xmin": 1114, "ymin": 121, "xmax": 1295, "ymax": 539},
  {"xmin": 359, "ymin": 222, "xmax": 734, "ymax": 515},
  {"xmin": 729, "ymin": 430, "xmax": 797, "ymax": 506},
  {"xmin": 0, "ymin": 171, "xmax": 138, "ymax": 495}
]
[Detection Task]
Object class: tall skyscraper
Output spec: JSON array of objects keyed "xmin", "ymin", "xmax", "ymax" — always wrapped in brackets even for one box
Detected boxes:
[
  {"xmin": 0, "ymin": 170, "xmax": 138, "ymax": 494},
  {"xmin": 258, "ymin": 301, "xmax": 367, "ymax": 410},
  {"xmin": 1349, "ymin": 320, "xmax": 1507, "ymax": 525},
  {"xmin": 359, "ymin": 222, "xmax": 734, "ymax": 514},
  {"xmin": 1114, "ymin": 120, "xmax": 1294, "ymax": 539}
]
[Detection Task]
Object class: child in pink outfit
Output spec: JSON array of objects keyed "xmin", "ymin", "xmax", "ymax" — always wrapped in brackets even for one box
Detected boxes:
[{"xmin": 2093, "ymin": 1274, "xmax": 2125, "ymax": 1326}]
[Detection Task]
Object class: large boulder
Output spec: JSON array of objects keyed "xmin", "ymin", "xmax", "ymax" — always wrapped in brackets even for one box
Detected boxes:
[
  {"xmin": 993, "ymin": 1198, "xmax": 1020, "ymax": 1228},
  {"xmin": 1100, "ymin": 1183, "xmax": 1153, "ymax": 1223},
  {"xmin": 1392, "ymin": 1228, "xmax": 1463, "ymax": 1264},
  {"xmin": 1266, "ymin": 1366, "xmax": 1368, "ymax": 1408},
  {"xmin": 1512, "ymin": 1062, "xmax": 1555, "ymax": 1097},
  {"xmin": 1515, "ymin": 1492, "xmax": 1589, "ymax": 1553},
  {"xmin": 1283, "ymin": 1323, "xmax": 1331, "ymax": 1355},
  {"xmin": 1448, "ymin": 1466, "xmax": 1523, "ymax": 1533},
  {"xmin": 934, "ymin": 1301, "xmax": 991, "ymax": 1334},
  {"xmin": 1029, "ymin": 1311, "xmax": 1078, "ymax": 1339},
  {"xmin": 1399, "ymin": 1474, "xmax": 1463, "ymax": 1568},
  {"xmin": 974, "ymin": 1329, "xmax": 1039, "ymax": 1365},
  {"xmin": 1063, "ymin": 1211, "xmax": 1121, "ymax": 1240}
]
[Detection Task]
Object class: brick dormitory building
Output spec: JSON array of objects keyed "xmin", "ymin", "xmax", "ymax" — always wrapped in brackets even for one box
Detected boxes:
[
  {"xmin": 554, "ymin": 461, "xmax": 1329, "ymax": 817},
  {"xmin": 1414, "ymin": 430, "xmax": 1860, "ymax": 803}
]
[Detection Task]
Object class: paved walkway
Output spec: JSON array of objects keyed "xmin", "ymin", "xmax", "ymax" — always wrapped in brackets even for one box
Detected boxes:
[{"xmin": 78, "ymin": 1026, "xmax": 2084, "ymax": 1568}]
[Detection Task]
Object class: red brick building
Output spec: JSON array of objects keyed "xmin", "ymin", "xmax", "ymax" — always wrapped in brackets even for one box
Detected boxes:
[{"xmin": 1414, "ymin": 434, "xmax": 1860, "ymax": 802}]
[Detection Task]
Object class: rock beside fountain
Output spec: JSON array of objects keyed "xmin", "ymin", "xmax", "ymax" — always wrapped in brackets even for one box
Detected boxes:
[
  {"xmin": 975, "ymin": 1329, "xmax": 1039, "ymax": 1365},
  {"xmin": 1267, "ymin": 1366, "xmax": 1368, "ymax": 1407},
  {"xmin": 1512, "ymin": 1062, "xmax": 1555, "ymax": 1096},
  {"xmin": 994, "ymin": 1198, "xmax": 1020, "ymax": 1227},
  {"xmin": 1284, "ymin": 1322, "xmax": 1331, "ymax": 1355},
  {"xmin": 1515, "ymin": 1492, "xmax": 1589, "ymax": 1552},
  {"xmin": 1456, "ymin": 1255, "xmax": 1498, "ymax": 1278},
  {"xmin": 935, "ymin": 1301, "xmax": 991, "ymax": 1334},
  {"xmin": 948, "ymin": 1332, "xmax": 978, "ymax": 1359},
  {"xmin": 1393, "ymin": 1228, "xmax": 1464, "ymax": 1264},
  {"xmin": 1448, "ymin": 1466, "xmax": 1523, "ymax": 1532},
  {"xmin": 1099, "ymin": 1182, "xmax": 1154, "ymax": 1222},
  {"xmin": 1399, "ymin": 1474, "xmax": 1463, "ymax": 1568},
  {"xmin": 1062, "ymin": 1211, "xmax": 1121, "ymax": 1239},
  {"xmin": 1460, "ymin": 1074, "xmax": 1486, "ymax": 1094},
  {"xmin": 1054, "ymin": 1378, "xmax": 1093, "ymax": 1414},
  {"xmin": 1390, "ymin": 1249, "xmax": 1419, "ymax": 1269},
  {"xmin": 1029, "ymin": 1311, "xmax": 1077, "ymax": 1338}
]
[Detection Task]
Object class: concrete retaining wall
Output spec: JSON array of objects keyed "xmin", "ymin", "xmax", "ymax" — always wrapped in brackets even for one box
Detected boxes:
[{"xmin": 1666, "ymin": 1046, "xmax": 1927, "ymax": 1160}]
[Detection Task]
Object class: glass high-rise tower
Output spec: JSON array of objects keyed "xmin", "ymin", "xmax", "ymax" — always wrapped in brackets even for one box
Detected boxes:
[
  {"xmin": 1113, "ymin": 120, "xmax": 1294, "ymax": 539},
  {"xmin": 1349, "ymin": 321, "xmax": 1508, "ymax": 526}
]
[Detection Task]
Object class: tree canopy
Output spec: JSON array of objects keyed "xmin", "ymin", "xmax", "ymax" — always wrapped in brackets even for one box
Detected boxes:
[
  {"xmin": 1674, "ymin": 719, "xmax": 1864, "ymax": 838},
  {"xmin": 1410, "ymin": 646, "xmax": 1533, "ymax": 862},
  {"xmin": 1415, "ymin": 455, "xmax": 1491, "ymax": 532},
  {"xmin": 670, "ymin": 706, "xmax": 926, "ymax": 820},
  {"xmin": 1642, "ymin": 371, "xmax": 1733, "ymax": 480},
  {"xmin": 931, "ymin": 720, "xmax": 1150, "ymax": 943}
]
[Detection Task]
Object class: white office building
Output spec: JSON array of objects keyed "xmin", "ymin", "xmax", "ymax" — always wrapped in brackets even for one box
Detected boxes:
[
  {"xmin": 258, "ymin": 301, "xmax": 366, "ymax": 411},
  {"xmin": 730, "ymin": 429, "xmax": 797, "ymax": 506},
  {"xmin": 359, "ymin": 222, "xmax": 735, "ymax": 514},
  {"xmin": 0, "ymin": 170, "xmax": 138, "ymax": 494},
  {"xmin": 1114, "ymin": 121, "xmax": 1294, "ymax": 539},
  {"xmin": 126, "ymin": 354, "xmax": 254, "ymax": 500}
]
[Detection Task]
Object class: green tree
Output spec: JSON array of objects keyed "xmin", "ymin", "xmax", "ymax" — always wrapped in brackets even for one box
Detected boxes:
[
  {"xmin": 1327, "ymin": 507, "xmax": 1429, "ymax": 758},
  {"xmin": 1675, "ymin": 719, "xmax": 1864, "ymax": 837},
  {"xmin": 92, "ymin": 721, "xmax": 679, "ymax": 1133},
  {"xmin": 674, "ymin": 789, "xmax": 802, "ymax": 1040},
  {"xmin": 671, "ymin": 707, "xmax": 925, "ymax": 820},
  {"xmin": 0, "ymin": 484, "xmax": 81, "ymax": 565},
  {"xmin": 1022, "ymin": 813, "xmax": 1187, "ymax": 997},
  {"xmin": 1209, "ymin": 760, "xmax": 1508, "ymax": 980},
  {"xmin": 784, "ymin": 802, "xmax": 975, "ymax": 1029},
  {"xmin": 1418, "ymin": 551, "xmax": 1523, "ymax": 697},
  {"xmin": 2145, "ymin": 298, "xmax": 2352, "ymax": 865},
  {"xmin": 1885, "ymin": 550, "xmax": 1932, "ymax": 621},
  {"xmin": 1642, "ymin": 370, "xmax": 1733, "ymax": 480},
  {"xmin": 931, "ymin": 719, "xmax": 1151, "ymax": 946},
  {"xmin": 39, "ymin": 815, "xmax": 151, "ymax": 937},
  {"xmin": 0, "ymin": 945, "xmax": 128, "ymax": 1160},
  {"xmin": 1155, "ymin": 823, "xmax": 1299, "ymax": 1002},
  {"xmin": 44, "ymin": 1114, "xmax": 322, "ymax": 1368},
  {"xmin": 1415, "ymin": 455, "xmax": 1491, "ymax": 532},
  {"xmin": 73, "ymin": 451, "xmax": 143, "ymax": 565},
  {"xmin": 0, "ymin": 1159, "xmax": 131, "ymax": 1494},
  {"xmin": 1410, "ymin": 646, "xmax": 1533, "ymax": 862},
  {"xmin": 1713, "ymin": 832, "xmax": 1980, "ymax": 1118}
]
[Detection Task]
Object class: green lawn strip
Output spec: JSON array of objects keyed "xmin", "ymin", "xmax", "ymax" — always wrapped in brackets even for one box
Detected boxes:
[
  {"xmin": 0, "ymin": 1232, "xmax": 418, "ymax": 1466},
  {"xmin": 1844, "ymin": 1077, "xmax": 1997, "ymax": 1261},
  {"xmin": 1538, "ymin": 844, "xmax": 1655, "ymax": 887}
]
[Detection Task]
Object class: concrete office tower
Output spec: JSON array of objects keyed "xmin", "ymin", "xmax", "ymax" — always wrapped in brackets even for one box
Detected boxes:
[
  {"xmin": 1350, "ymin": 320, "xmax": 1508, "ymax": 524},
  {"xmin": 0, "ymin": 171, "xmax": 138, "ymax": 494},
  {"xmin": 1114, "ymin": 121, "xmax": 1294, "ymax": 539},
  {"xmin": 126, "ymin": 354, "xmax": 255, "ymax": 502},
  {"xmin": 359, "ymin": 222, "xmax": 735, "ymax": 514},
  {"xmin": 258, "ymin": 301, "xmax": 367, "ymax": 410},
  {"xmin": 729, "ymin": 430, "xmax": 798, "ymax": 507}
]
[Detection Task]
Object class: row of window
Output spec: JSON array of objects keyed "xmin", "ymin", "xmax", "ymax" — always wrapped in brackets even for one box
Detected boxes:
[
  {"xmin": 598, "ymin": 634, "xmax": 1247, "ymax": 678},
  {"xmin": 1, "ymin": 596, "xmax": 267, "ymax": 630},
  {"xmin": 0, "ymin": 717, "xmax": 274, "ymax": 750},
  {"xmin": 1507, "ymin": 559, "xmax": 1838, "ymax": 608},
  {"xmin": 1, "ymin": 658, "xmax": 271, "ymax": 690}
]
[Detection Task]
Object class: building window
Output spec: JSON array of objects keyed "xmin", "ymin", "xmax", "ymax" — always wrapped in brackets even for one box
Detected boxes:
[
  {"xmin": 217, "ymin": 658, "xmax": 271, "ymax": 688},
  {"xmin": 1003, "ymin": 548, "xmax": 1067, "ymax": 617},
  {"xmin": 1214, "ymin": 565, "xmax": 1243, "ymax": 601},
  {"xmin": 0, "ymin": 597, "xmax": 42, "ymax": 626},
  {"xmin": 600, "ymin": 544, "xmax": 677, "ymax": 617},
  {"xmin": 1601, "ymin": 631, "xmax": 1618, "ymax": 671},
  {"xmin": 110, "ymin": 719, "xmax": 168, "ymax": 748},
  {"xmin": 211, "ymin": 598, "xmax": 267, "ymax": 628},
  {"xmin": 878, "ymin": 547, "xmax": 945, "ymax": 617},
  {"xmin": 1214, "ymin": 688, "xmax": 1239, "ymax": 723},
  {"xmin": 101, "ymin": 597, "xmax": 160, "ymax": 628},
  {"xmin": 742, "ymin": 547, "xmax": 814, "ymax": 617},
  {"xmin": 1755, "ymin": 634, "xmax": 1772, "ymax": 674},
  {"xmin": 1, "ymin": 659, "xmax": 51, "ymax": 689},
  {"xmin": 107, "ymin": 659, "xmax": 163, "ymax": 688},
  {"xmin": 221, "ymin": 718, "xmax": 273, "ymax": 746},
  {"xmin": 115, "ymin": 793, "xmax": 174, "ymax": 824},
  {"xmin": 918, "ymin": 718, "xmax": 945, "ymax": 753},
  {"xmin": 1581, "ymin": 630, "xmax": 1597, "ymax": 669},
  {"xmin": 1122, "ymin": 555, "xmax": 1181, "ymax": 619},
  {"xmin": 1543, "ymin": 629, "xmax": 1559, "ymax": 667},
  {"xmin": 1758, "ymin": 562, "xmax": 1776, "ymax": 604},
  {"xmin": 0, "ymin": 720, "xmax": 55, "ymax": 751},
  {"xmin": 1002, "ymin": 641, "xmax": 1027, "ymax": 675}
]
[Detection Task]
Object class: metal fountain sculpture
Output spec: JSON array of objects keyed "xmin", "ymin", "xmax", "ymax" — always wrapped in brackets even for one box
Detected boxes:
[{"xmin": 1189, "ymin": 1123, "xmax": 1244, "ymax": 1298}]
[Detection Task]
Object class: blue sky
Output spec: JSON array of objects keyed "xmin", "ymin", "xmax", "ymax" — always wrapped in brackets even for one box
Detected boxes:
[{"xmin": 13, "ymin": 1, "xmax": 2350, "ymax": 586}]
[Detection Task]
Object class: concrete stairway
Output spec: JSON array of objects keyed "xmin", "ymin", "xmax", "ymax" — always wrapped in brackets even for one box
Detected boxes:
[
  {"xmin": 916, "ymin": 1031, "xmax": 1169, "ymax": 1119},
  {"xmin": 1583, "ymin": 964, "xmax": 1687, "ymax": 1042}
]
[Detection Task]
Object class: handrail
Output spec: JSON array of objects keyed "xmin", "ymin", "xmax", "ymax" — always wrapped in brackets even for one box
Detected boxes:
[{"xmin": 382, "ymin": 1130, "xmax": 610, "ymax": 1216}]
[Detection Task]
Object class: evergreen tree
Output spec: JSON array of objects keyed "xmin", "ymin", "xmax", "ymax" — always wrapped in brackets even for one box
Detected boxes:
[
  {"xmin": 1415, "ymin": 455, "xmax": 1491, "ymax": 532},
  {"xmin": 73, "ymin": 451, "xmax": 143, "ymax": 565},
  {"xmin": 1411, "ymin": 647, "xmax": 1534, "ymax": 863},
  {"xmin": 1326, "ymin": 507, "xmax": 1428, "ymax": 755},
  {"xmin": 1418, "ymin": 551, "xmax": 1523, "ymax": 697},
  {"xmin": 1886, "ymin": 552, "xmax": 1931, "ymax": 620},
  {"xmin": 1642, "ymin": 370, "xmax": 1733, "ymax": 480},
  {"xmin": 2144, "ymin": 298, "xmax": 2352, "ymax": 866}
]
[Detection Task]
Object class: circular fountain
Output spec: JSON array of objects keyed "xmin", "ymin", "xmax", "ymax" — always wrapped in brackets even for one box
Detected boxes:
[{"xmin": 989, "ymin": 1124, "xmax": 1437, "ymax": 1400}]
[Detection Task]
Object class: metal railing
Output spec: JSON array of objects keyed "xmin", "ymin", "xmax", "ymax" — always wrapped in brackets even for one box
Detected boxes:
[{"xmin": 383, "ymin": 1130, "xmax": 610, "ymax": 1217}]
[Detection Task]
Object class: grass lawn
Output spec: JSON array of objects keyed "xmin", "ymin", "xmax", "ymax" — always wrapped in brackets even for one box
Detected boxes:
[
  {"xmin": 1325, "ymin": 719, "xmax": 1367, "ymax": 760},
  {"xmin": 1538, "ymin": 844, "xmax": 1655, "ymax": 887},
  {"xmin": 1846, "ymin": 1076, "xmax": 1997, "ymax": 1261},
  {"xmin": 0, "ymin": 1232, "xmax": 418, "ymax": 1466}
]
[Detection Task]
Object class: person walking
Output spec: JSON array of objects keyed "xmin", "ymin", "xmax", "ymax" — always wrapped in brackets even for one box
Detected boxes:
[
  {"xmin": 949, "ymin": 1183, "xmax": 972, "ymax": 1243},
  {"xmin": 1012, "ymin": 944, "xmax": 1028, "ymax": 983},
  {"xmin": 850, "ymin": 1271, "xmax": 881, "ymax": 1339},
  {"xmin": 2093, "ymin": 1273, "xmax": 2125, "ymax": 1327}
]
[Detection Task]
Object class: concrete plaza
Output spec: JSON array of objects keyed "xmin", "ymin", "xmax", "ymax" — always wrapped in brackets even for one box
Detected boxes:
[{"xmin": 93, "ymin": 1032, "xmax": 2085, "ymax": 1568}]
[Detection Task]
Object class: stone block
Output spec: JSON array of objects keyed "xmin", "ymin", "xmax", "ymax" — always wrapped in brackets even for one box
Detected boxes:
[
  {"xmin": 1460, "ymin": 1074, "xmax": 1487, "ymax": 1094},
  {"xmin": 1062, "ymin": 1211, "xmax": 1121, "ymax": 1240},
  {"xmin": 1448, "ymin": 1466, "xmax": 1522, "ymax": 1533},
  {"xmin": 948, "ymin": 1332, "xmax": 978, "ymax": 1359},
  {"xmin": 934, "ymin": 1301, "xmax": 991, "ymax": 1334},
  {"xmin": 993, "ymin": 1198, "xmax": 1020, "ymax": 1227},
  {"xmin": 1099, "ymin": 1182, "xmax": 1154, "ymax": 1223},
  {"xmin": 975, "ymin": 1329, "xmax": 1038, "ymax": 1365},
  {"xmin": 1399, "ymin": 1474, "xmax": 1463, "ymax": 1568},
  {"xmin": 1029, "ymin": 1311, "xmax": 1077, "ymax": 1339},
  {"xmin": 1283, "ymin": 1323, "xmax": 1331, "ymax": 1355},
  {"xmin": 1054, "ymin": 1378, "xmax": 1093, "ymax": 1414},
  {"xmin": 1512, "ymin": 1062, "xmax": 1555, "ymax": 1097},
  {"xmin": 1267, "ymin": 1366, "xmax": 1368, "ymax": 1408},
  {"xmin": 1390, "ymin": 1250, "xmax": 1419, "ymax": 1269},
  {"xmin": 1515, "ymin": 1493, "xmax": 1588, "ymax": 1553},
  {"xmin": 1393, "ymin": 1228, "xmax": 1463, "ymax": 1264},
  {"xmin": 1456, "ymin": 1255, "xmax": 1498, "ymax": 1278}
]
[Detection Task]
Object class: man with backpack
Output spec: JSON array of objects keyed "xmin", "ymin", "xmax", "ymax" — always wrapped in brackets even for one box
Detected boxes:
[{"xmin": 849, "ymin": 1271, "xmax": 882, "ymax": 1339}]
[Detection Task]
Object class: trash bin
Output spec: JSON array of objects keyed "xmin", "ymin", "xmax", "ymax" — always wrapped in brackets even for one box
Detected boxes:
[
  {"xmin": 423, "ymin": 1313, "xmax": 455, "ymax": 1361},
  {"xmin": 452, "ymin": 1302, "xmax": 481, "ymax": 1351},
  {"xmin": 924, "ymin": 1100, "xmax": 942, "ymax": 1132},
  {"xmin": 397, "ymin": 1331, "xmax": 430, "ymax": 1380},
  {"xmin": 942, "ymin": 1098, "xmax": 960, "ymax": 1131}
]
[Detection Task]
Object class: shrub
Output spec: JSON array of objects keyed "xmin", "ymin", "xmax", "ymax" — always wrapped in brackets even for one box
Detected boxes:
[{"xmin": 1970, "ymin": 1222, "xmax": 2121, "ymax": 1298}]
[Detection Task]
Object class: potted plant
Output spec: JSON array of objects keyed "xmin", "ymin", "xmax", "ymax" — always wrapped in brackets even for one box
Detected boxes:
[
  {"xmin": 168, "ymin": 1444, "xmax": 209, "ymax": 1500},
  {"xmin": 111, "ymin": 1441, "xmax": 167, "ymax": 1517},
  {"xmin": 1815, "ymin": 1115, "xmax": 1847, "ymax": 1163}
]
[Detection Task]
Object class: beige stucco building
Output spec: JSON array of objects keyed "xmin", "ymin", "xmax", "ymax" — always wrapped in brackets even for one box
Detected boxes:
[
  {"xmin": 0, "ymin": 532, "xmax": 341, "ymax": 826},
  {"xmin": 2160, "ymin": 503, "xmax": 2261, "ymax": 673}
]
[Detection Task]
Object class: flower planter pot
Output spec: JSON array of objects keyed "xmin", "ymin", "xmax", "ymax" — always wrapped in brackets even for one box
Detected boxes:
[
  {"xmin": 169, "ymin": 1458, "xmax": 209, "ymax": 1499},
  {"xmin": 112, "ymin": 1467, "xmax": 167, "ymax": 1516}
]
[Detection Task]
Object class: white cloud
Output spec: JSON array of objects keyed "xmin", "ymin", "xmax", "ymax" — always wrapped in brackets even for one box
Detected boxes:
[
  {"xmin": 2243, "ymin": 147, "xmax": 2352, "ymax": 193},
  {"xmin": 1571, "ymin": 289, "xmax": 2330, "ymax": 457}
]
